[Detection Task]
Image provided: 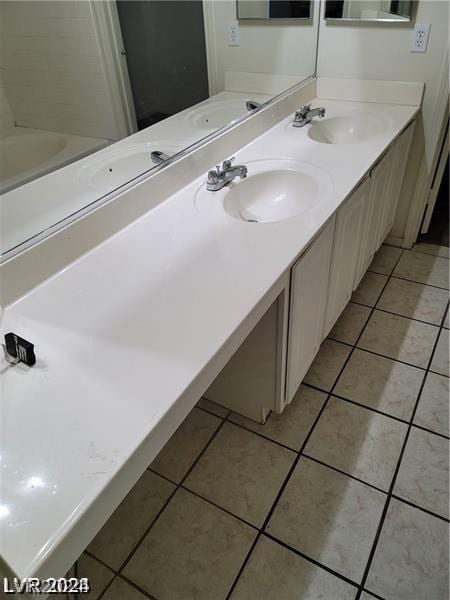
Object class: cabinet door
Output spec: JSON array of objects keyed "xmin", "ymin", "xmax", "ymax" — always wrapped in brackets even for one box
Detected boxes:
[
  {"xmin": 324, "ymin": 180, "xmax": 369, "ymax": 336},
  {"xmin": 286, "ymin": 217, "xmax": 335, "ymax": 404},
  {"xmin": 367, "ymin": 146, "xmax": 396, "ymax": 257},
  {"xmin": 379, "ymin": 121, "xmax": 416, "ymax": 242},
  {"xmin": 353, "ymin": 177, "xmax": 373, "ymax": 288}
]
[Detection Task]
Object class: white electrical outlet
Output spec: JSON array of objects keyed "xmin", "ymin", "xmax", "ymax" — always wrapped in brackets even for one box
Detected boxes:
[
  {"xmin": 410, "ymin": 23, "xmax": 431, "ymax": 53},
  {"xmin": 227, "ymin": 20, "xmax": 240, "ymax": 46}
]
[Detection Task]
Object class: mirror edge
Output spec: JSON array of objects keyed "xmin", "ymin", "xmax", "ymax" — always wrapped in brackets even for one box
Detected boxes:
[
  {"xmin": 236, "ymin": 0, "xmax": 314, "ymax": 21},
  {"xmin": 0, "ymin": 74, "xmax": 317, "ymax": 265},
  {"xmin": 324, "ymin": 0, "xmax": 416, "ymax": 24}
]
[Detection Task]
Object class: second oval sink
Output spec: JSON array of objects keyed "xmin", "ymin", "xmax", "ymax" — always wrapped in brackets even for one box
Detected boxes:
[
  {"xmin": 78, "ymin": 141, "xmax": 185, "ymax": 192},
  {"xmin": 195, "ymin": 159, "xmax": 333, "ymax": 223},
  {"xmin": 307, "ymin": 113, "xmax": 387, "ymax": 145}
]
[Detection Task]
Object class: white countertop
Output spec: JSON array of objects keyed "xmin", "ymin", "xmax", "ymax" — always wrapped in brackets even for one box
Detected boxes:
[{"xmin": 0, "ymin": 98, "xmax": 418, "ymax": 578}]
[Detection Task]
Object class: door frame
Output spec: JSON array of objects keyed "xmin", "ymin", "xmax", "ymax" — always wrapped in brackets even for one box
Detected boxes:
[
  {"xmin": 402, "ymin": 57, "xmax": 449, "ymax": 247},
  {"xmin": 202, "ymin": 0, "xmax": 219, "ymax": 96},
  {"xmin": 90, "ymin": 0, "xmax": 137, "ymax": 137},
  {"xmin": 420, "ymin": 118, "xmax": 449, "ymax": 234}
]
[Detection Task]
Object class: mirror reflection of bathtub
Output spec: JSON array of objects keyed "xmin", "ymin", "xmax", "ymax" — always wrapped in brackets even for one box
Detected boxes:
[{"xmin": 0, "ymin": 128, "xmax": 108, "ymax": 195}]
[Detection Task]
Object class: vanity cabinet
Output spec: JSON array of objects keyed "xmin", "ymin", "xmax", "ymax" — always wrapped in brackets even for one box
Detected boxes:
[
  {"xmin": 324, "ymin": 178, "xmax": 370, "ymax": 336},
  {"xmin": 379, "ymin": 120, "xmax": 416, "ymax": 242},
  {"xmin": 355, "ymin": 120, "xmax": 415, "ymax": 286},
  {"xmin": 202, "ymin": 121, "xmax": 416, "ymax": 420},
  {"xmin": 285, "ymin": 217, "xmax": 335, "ymax": 403},
  {"xmin": 367, "ymin": 145, "xmax": 397, "ymax": 259}
]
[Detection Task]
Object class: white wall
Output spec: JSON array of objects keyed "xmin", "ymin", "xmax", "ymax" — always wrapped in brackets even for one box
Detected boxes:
[
  {"xmin": 205, "ymin": 0, "xmax": 319, "ymax": 94},
  {"xmin": 317, "ymin": 0, "xmax": 449, "ymax": 242},
  {"xmin": 0, "ymin": 1, "xmax": 121, "ymax": 140}
]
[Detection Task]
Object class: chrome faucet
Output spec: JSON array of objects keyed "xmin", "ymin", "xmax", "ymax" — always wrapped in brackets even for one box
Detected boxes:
[
  {"xmin": 206, "ymin": 157, "xmax": 248, "ymax": 191},
  {"xmin": 246, "ymin": 100, "xmax": 262, "ymax": 111},
  {"xmin": 151, "ymin": 150, "xmax": 170, "ymax": 165},
  {"xmin": 293, "ymin": 104, "xmax": 326, "ymax": 127}
]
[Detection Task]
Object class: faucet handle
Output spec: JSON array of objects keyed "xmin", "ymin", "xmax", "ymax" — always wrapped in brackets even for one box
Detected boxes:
[
  {"xmin": 207, "ymin": 169, "xmax": 220, "ymax": 184},
  {"xmin": 299, "ymin": 103, "xmax": 311, "ymax": 116},
  {"xmin": 222, "ymin": 157, "xmax": 235, "ymax": 170},
  {"xmin": 294, "ymin": 105, "xmax": 309, "ymax": 121}
]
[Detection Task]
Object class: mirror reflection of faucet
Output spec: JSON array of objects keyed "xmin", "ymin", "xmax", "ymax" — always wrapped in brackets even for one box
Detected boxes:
[
  {"xmin": 246, "ymin": 100, "xmax": 262, "ymax": 111},
  {"xmin": 151, "ymin": 151, "xmax": 171, "ymax": 165}
]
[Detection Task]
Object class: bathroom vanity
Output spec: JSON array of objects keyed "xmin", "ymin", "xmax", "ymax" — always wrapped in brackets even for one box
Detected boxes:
[
  {"xmin": 205, "ymin": 112, "xmax": 416, "ymax": 418},
  {"xmin": 0, "ymin": 78, "xmax": 421, "ymax": 581}
]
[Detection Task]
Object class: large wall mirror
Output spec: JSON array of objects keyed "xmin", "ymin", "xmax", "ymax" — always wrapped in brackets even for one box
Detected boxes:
[
  {"xmin": 324, "ymin": 0, "xmax": 413, "ymax": 22},
  {"xmin": 237, "ymin": 0, "xmax": 312, "ymax": 20},
  {"xmin": 0, "ymin": 0, "xmax": 319, "ymax": 259}
]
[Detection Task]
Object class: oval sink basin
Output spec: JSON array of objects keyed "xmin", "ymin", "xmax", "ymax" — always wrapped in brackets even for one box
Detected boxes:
[
  {"xmin": 79, "ymin": 141, "xmax": 184, "ymax": 192},
  {"xmin": 195, "ymin": 159, "xmax": 333, "ymax": 223},
  {"xmin": 307, "ymin": 114, "xmax": 387, "ymax": 145},
  {"xmin": 187, "ymin": 100, "xmax": 248, "ymax": 130}
]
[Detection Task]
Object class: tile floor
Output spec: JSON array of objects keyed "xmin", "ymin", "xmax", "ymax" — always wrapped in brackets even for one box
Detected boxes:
[{"xmin": 66, "ymin": 244, "xmax": 449, "ymax": 600}]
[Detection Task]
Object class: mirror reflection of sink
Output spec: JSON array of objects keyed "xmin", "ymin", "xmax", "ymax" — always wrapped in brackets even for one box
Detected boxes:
[
  {"xmin": 195, "ymin": 159, "xmax": 333, "ymax": 223},
  {"xmin": 187, "ymin": 100, "xmax": 249, "ymax": 130},
  {"xmin": 307, "ymin": 113, "xmax": 387, "ymax": 145},
  {"xmin": 79, "ymin": 141, "xmax": 184, "ymax": 192}
]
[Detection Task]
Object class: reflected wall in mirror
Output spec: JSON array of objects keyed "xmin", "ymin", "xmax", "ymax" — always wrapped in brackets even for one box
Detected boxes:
[
  {"xmin": 237, "ymin": 0, "xmax": 312, "ymax": 20},
  {"xmin": 0, "ymin": 0, "xmax": 319, "ymax": 258},
  {"xmin": 324, "ymin": 0, "xmax": 413, "ymax": 21}
]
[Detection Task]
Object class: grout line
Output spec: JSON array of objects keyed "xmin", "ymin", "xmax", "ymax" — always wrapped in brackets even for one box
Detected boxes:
[
  {"xmin": 84, "ymin": 549, "xmax": 116, "ymax": 573},
  {"xmin": 117, "ymin": 574, "xmax": 159, "ymax": 600},
  {"xmin": 223, "ymin": 393, "xmax": 337, "ymax": 598},
  {"xmin": 355, "ymin": 248, "xmax": 448, "ymax": 599},
  {"xmin": 301, "ymin": 453, "xmax": 388, "ymax": 494},
  {"xmin": 349, "ymin": 346, "xmax": 428, "ymax": 372},
  {"xmin": 225, "ymin": 384, "xmax": 449, "ymax": 448},
  {"xmin": 409, "ymin": 246, "xmax": 450, "ymax": 260},
  {"xmin": 351, "ymin": 299, "xmax": 384, "ymax": 310},
  {"xmin": 364, "ymin": 305, "xmax": 446, "ymax": 328},
  {"xmin": 334, "ymin": 294, "xmax": 448, "ymax": 329},
  {"xmin": 390, "ymin": 494, "xmax": 450, "ymax": 523},
  {"xmin": 367, "ymin": 265, "xmax": 450, "ymax": 292},
  {"xmin": 324, "ymin": 391, "xmax": 417, "ymax": 427},
  {"xmin": 389, "ymin": 273, "xmax": 449, "ymax": 291},
  {"xmin": 306, "ymin": 338, "xmax": 431, "ymax": 374},
  {"xmin": 179, "ymin": 484, "xmax": 260, "ymax": 531},
  {"xmin": 93, "ymin": 419, "xmax": 231, "ymax": 600},
  {"xmin": 359, "ymin": 588, "xmax": 387, "ymax": 600},
  {"xmin": 261, "ymin": 532, "xmax": 360, "ymax": 589},
  {"xmin": 410, "ymin": 421, "xmax": 450, "ymax": 441},
  {"xmin": 151, "ymin": 457, "xmax": 373, "ymax": 592},
  {"xmin": 116, "ymin": 418, "xmax": 228, "ymax": 576},
  {"xmin": 195, "ymin": 403, "xmax": 230, "ymax": 420},
  {"xmin": 96, "ymin": 572, "xmax": 159, "ymax": 600},
  {"xmin": 223, "ymin": 415, "xmax": 299, "ymax": 453}
]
